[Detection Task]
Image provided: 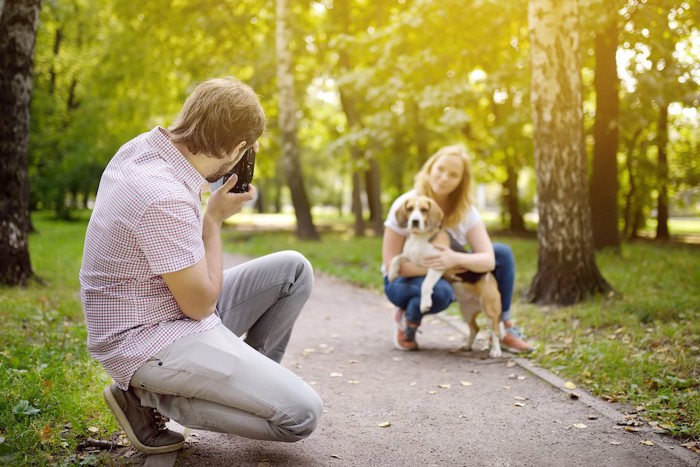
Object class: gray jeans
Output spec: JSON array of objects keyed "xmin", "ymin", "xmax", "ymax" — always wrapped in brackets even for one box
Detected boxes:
[{"xmin": 130, "ymin": 251, "xmax": 323, "ymax": 442}]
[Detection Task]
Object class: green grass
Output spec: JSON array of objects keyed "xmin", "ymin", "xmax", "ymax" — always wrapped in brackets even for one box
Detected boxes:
[
  {"xmin": 223, "ymin": 218, "xmax": 700, "ymax": 442},
  {"xmin": 0, "ymin": 212, "xmax": 117, "ymax": 466},
  {"xmin": 2, "ymin": 211, "xmax": 698, "ymax": 466}
]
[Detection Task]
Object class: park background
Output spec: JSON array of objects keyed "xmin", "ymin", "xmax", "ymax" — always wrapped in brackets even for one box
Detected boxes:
[{"xmin": 1, "ymin": 0, "xmax": 699, "ymax": 465}]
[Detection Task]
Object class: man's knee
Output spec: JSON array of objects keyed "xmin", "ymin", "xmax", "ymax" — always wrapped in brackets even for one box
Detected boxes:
[
  {"xmin": 278, "ymin": 390, "xmax": 323, "ymax": 442},
  {"xmin": 277, "ymin": 250, "xmax": 314, "ymax": 298}
]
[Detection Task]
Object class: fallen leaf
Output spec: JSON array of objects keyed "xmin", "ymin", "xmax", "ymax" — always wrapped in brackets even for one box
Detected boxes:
[
  {"xmin": 516, "ymin": 376, "xmax": 527, "ymax": 381},
  {"xmin": 88, "ymin": 426, "xmax": 99, "ymax": 434},
  {"xmin": 40, "ymin": 424, "xmax": 52, "ymax": 444},
  {"xmin": 610, "ymin": 440, "xmax": 622, "ymax": 445},
  {"xmin": 348, "ymin": 380, "xmax": 360, "ymax": 385},
  {"xmin": 302, "ymin": 348, "xmax": 315, "ymax": 357},
  {"xmin": 330, "ymin": 454, "xmax": 341, "ymax": 459},
  {"xmin": 409, "ymin": 382, "xmax": 417, "ymax": 386},
  {"xmin": 427, "ymin": 390, "xmax": 437, "ymax": 395},
  {"xmin": 573, "ymin": 423, "xmax": 587, "ymax": 429},
  {"xmin": 587, "ymin": 414, "xmax": 599, "ymax": 420},
  {"xmin": 564, "ymin": 381, "xmax": 577, "ymax": 390},
  {"xmin": 625, "ymin": 426, "xmax": 640, "ymax": 432},
  {"xmin": 506, "ymin": 361, "xmax": 516, "ymax": 367},
  {"xmin": 438, "ymin": 384, "xmax": 451, "ymax": 389},
  {"xmin": 514, "ymin": 396, "xmax": 527, "ymax": 401},
  {"xmin": 330, "ymin": 372, "xmax": 343, "ymax": 377},
  {"xmin": 513, "ymin": 402, "xmax": 525, "ymax": 407},
  {"xmin": 460, "ymin": 381, "xmax": 472, "ymax": 386},
  {"xmin": 640, "ymin": 440, "xmax": 654, "ymax": 446},
  {"xmin": 378, "ymin": 422, "xmax": 391, "ymax": 428}
]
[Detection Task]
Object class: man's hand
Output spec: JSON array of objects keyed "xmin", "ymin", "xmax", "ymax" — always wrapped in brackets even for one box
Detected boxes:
[{"xmin": 206, "ymin": 177, "xmax": 256, "ymax": 224}]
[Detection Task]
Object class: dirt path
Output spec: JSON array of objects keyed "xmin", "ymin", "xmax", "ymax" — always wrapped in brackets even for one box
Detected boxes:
[{"xmin": 154, "ymin": 254, "xmax": 697, "ymax": 467}]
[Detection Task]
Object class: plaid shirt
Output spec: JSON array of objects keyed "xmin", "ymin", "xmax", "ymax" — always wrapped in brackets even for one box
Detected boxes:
[{"xmin": 80, "ymin": 126, "xmax": 220, "ymax": 390}]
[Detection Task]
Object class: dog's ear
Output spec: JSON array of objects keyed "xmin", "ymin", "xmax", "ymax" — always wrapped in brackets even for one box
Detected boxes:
[
  {"xmin": 426, "ymin": 199, "xmax": 444, "ymax": 229},
  {"xmin": 395, "ymin": 199, "xmax": 410, "ymax": 228}
]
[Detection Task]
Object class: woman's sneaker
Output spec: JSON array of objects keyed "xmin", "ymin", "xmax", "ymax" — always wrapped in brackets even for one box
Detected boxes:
[
  {"xmin": 393, "ymin": 309, "xmax": 420, "ymax": 351},
  {"xmin": 103, "ymin": 384, "xmax": 185, "ymax": 454},
  {"xmin": 501, "ymin": 326, "xmax": 536, "ymax": 353}
]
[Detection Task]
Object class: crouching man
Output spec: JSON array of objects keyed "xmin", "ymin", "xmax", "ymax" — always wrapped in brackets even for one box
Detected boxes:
[{"xmin": 79, "ymin": 76, "xmax": 323, "ymax": 454}]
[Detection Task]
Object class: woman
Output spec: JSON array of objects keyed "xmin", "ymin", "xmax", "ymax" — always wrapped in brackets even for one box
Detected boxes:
[{"xmin": 382, "ymin": 145, "xmax": 535, "ymax": 353}]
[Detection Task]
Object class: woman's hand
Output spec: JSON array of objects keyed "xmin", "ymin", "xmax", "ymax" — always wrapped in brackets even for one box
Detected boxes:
[{"xmin": 423, "ymin": 245, "xmax": 462, "ymax": 270}]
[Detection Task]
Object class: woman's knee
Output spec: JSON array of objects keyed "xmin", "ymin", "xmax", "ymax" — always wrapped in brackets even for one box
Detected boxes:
[
  {"xmin": 430, "ymin": 280, "xmax": 455, "ymax": 311},
  {"xmin": 493, "ymin": 243, "xmax": 515, "ymax": 269}
]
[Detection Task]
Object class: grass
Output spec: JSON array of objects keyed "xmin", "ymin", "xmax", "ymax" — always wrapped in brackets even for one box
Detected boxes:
[
  {"xmin": 223, "ymin": 213, "xmax": 700, "ymax": 442},
  {"xmin": 1, "ymin": 210, "xmax": 698, "ymax": 466},
  {"xmin": 0, "ymin": 211, "xmax": 117, "ymax": 466}
]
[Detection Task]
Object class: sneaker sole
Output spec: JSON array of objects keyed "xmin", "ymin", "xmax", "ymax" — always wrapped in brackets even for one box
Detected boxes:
[{"xmin": 103, "ymin": 386, "xmax": 185, "ymax": 455}]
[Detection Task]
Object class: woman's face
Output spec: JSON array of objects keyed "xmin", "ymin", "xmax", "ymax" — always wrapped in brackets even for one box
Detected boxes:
[{"xmin": 428, "ymin": 154, "xmax": 464, "ymax": 197}]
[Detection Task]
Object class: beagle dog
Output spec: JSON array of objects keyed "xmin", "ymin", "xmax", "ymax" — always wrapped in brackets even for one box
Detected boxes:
[{"xmin": 388, "ymin": 195, "xmax": 503, "ymax": 358}]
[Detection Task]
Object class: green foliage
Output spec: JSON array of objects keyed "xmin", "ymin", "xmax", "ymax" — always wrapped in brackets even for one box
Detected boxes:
[{"xmin": 0, "ymin": 213, "xmax": 117, "ymax": 465}]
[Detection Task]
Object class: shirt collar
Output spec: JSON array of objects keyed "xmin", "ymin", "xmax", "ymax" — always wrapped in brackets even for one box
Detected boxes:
[{"xmin": 147, "ymin": 126, "xmax": 205, "ymax": 193}]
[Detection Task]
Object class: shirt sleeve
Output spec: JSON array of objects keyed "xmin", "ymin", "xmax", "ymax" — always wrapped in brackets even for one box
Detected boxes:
[
  {"xmin": 135, "ymin": 198, "xmax": 205, "ymax": 275},
  {"xmin": 384, "ymin": 191, "xmax": 411, "ymax": 236}
]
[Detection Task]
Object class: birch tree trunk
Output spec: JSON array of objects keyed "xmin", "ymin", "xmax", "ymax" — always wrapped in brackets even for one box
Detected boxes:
[
  {"xmin": 275, "ymin": 0, "xmax": 319, "ymax": 240},
  {"xmin": 0, "ymin": 0, "xmax": 42, "ymax": 286},
  {"xmin": 527, "ymin": 0, "xmax": 611, "ymax": 305}
]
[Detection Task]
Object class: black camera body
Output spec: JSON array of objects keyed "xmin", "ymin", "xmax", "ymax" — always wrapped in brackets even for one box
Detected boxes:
[{"xmin": 224, "ymin": 148, "xmax": 256, "ymax": 193}]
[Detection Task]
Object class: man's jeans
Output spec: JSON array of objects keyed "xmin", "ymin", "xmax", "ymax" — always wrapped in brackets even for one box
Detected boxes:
[{"xmin": 130, "ymin": 251, "xmax": 323, "ymax": 442}]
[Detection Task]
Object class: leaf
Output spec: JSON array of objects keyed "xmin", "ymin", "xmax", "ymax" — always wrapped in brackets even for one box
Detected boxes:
[
  {"xmin": 640, "ymin": 440, "xmax": 655, "ymax": 446},
  {"xmin": 564, "ymin": 381, "xmax": 577, "ymax": 390},
  {"xmin": 438, "ymin": 384, "xmax": 451, "ymax": 389},
  {"xmin": 514, "ymin": 402, "xmax": 525, "ymax": 407},
  {"xmin": 12, "ymin": 400, "xmax": 40, "ymax": 416},
  {"xmin": 573, "ymin": 423, "xmax": 587, "ymax": 429},
  {"xmin": 378, "ymin": 422, "xmax": 391, "ymax": 428},
  {"xmin": 460, "ymin": 381, "xmax": 473, "ymax": 386},
  {"xmin": 427, "ymin": 390, "xmax": 437, "ymax": 394},
  {"xmin": 40, "ymin": 424, "xmax": 52, "ymax": 444},
  {"xmin": 330, "ymin": 372, "xmax": 343, "ymax": 377},
  {"xmin": 88, "ymin": 426, "xmax": 99, "ymax": 433},
  {"xmin": 514, "ymin": 396, "xmax": 527, "ymax": 401},
  {"xmin": 348, "ymin": 380, "xmax": 360, "ymax": 385},
  {"xmin": 610, "ymin": 440, "xmax": 622, "ymax": 445}
]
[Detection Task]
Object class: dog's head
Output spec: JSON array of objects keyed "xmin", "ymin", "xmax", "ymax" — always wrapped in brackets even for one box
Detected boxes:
[{"xmin": 395, "ymin": 195, "xmax": 444, "ymax": 233}]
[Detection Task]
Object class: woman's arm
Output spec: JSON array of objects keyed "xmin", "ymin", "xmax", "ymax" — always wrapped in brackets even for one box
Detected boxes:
[{"xmin": 423, "ymin": 222, "xmax": 495, "ymax": 273}]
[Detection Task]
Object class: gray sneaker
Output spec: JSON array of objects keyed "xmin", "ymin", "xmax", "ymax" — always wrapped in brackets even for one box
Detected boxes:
[{"xmin": 103, "ymin": 384, "xmax": 185, "ymax": 454}]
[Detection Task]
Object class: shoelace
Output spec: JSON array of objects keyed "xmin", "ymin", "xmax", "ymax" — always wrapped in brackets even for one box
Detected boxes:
[{"xmin": 150, "ymin": 409, "xmax": 170, "ymax": 431}]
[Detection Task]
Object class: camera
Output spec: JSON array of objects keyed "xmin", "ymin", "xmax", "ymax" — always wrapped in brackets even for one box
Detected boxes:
[{"xmin": 223, "ymin": 147, "xmax": 256, "ymax": 193}]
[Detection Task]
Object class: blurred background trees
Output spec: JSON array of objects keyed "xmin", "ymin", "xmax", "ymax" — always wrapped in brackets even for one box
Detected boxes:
[{"xmin": 25, "ymin": 0, "xmax": 698, "ymax": 242}]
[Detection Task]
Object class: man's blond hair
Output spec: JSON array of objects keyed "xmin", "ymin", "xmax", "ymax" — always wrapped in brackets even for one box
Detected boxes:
[
  {"xmin": 414, "ymin": 145, "xmax": 473, "ymax": 228},
  {"xmin": 170, "ymin": 77, "xmax": 265, "ymax": 159}
]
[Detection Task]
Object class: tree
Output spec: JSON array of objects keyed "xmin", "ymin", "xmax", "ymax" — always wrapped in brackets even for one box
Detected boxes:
[
  {"xmin": 275, "ymin": 0, "xmax": 319, "ymax": 240},
  {"xmin": 0, "ymin": 0, "xmax": 42, "ymax": 286},
  {"xmin": 527, "ymin": 0, "xmax": 611, "ymax": 305},
  {"xmin": 590, "ymin": 3, "xmax": 621, "ymax": 250}
]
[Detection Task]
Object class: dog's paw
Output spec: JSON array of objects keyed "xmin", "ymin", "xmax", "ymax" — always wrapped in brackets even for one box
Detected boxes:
[
  {"xmin": 489, "ymin": 342, "xmax": 503, "ymax": 358},
  {"xmin": 387, "ymin": 271, "xmax": 398, "ymax": 282},
  {"xmin": 419, "ymin": 297, "xmax": 432, "ymax": 313}
]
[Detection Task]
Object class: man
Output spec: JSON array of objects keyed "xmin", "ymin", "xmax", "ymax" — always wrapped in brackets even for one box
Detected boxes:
[{"xmin": 80, "ymin": 77, "xmax": 323, "ymax": 454}]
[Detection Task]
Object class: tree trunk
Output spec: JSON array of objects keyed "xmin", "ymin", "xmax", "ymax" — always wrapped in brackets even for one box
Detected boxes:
[
  {"xmin": 338, "ymin": 86, "xmax": 366, "ymax": 237},
  {"xmin": 590, "ymin": 14, "xmax": 620, "ymax": 250},
  {"xmin": 655, "ymin": 104, "xmax": 670, "ymax": 240},
  {"xmin": 527, "ymin": 0, "xmax": 611, "ymax": 305},
  {"xmin": 0, "ymin": 0, "xmax": 42, "ymax": 286},
  {"xmin": 622, "ymin": 129, "xmax": 643, "ymax": 239},
  {"xmin": 503, "ymin": 164, "xmax": 525, "ymax": 232},
  {"xmin": 364, "ymin": 157, "xmax": 383, "ymax": 236},
  {"xmin": 275, "ymin": 0, "xmax": 319, "ymax": 240}
]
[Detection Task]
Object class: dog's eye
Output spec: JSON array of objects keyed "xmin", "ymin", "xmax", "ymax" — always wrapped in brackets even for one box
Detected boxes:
[{"xmin": 420, "ymin": 207, "xmax": 429, "ymax": 213}]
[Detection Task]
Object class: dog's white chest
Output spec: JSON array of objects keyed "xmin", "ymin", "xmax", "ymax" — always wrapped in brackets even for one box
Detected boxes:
[{"xmin": 403, "ymin": 235, "xmax": 438, "ymax": 267}]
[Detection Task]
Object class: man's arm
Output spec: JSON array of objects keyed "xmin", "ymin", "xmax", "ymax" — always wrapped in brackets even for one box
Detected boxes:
[{"xmin": 162, "ymin": 176, "xmax": 255, "ymax": 320}]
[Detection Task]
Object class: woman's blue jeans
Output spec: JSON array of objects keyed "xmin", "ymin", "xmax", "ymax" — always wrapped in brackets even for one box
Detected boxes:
[{"xmin": 383, "ymin": 242, "xmax": 515, "ymax": 324}]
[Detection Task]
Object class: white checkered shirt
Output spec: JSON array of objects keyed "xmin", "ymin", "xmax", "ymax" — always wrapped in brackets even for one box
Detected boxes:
[{"xmin": 80, "ymin": 126, "xmax": 220, "ymax": 390}]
